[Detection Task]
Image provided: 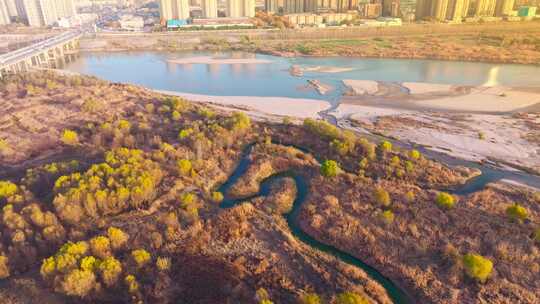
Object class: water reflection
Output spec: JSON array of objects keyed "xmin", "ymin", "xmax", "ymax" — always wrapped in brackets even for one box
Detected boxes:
[{"xmin": 483, "ymin": 66, "xmax": 500, "ymax": 87}]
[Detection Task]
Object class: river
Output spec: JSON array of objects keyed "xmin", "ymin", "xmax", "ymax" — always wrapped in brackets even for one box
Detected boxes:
[{"xmin": 65, "ymin": 51, "xmax": 540, "ymax": 108}]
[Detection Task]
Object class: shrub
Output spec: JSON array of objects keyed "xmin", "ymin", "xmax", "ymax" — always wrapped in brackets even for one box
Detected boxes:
[
  {"xmin": 320, "ymin": 160, "xmax": 340, "ymax": 178},
  {"xmin": 59, "ymin": 241, "xmax": 89, "ymax": 258},
  {"xmin": 177, "ymin": 159, "xmax": 192, "ymax": 176},
  {"xmin": 181, "ymin": 192, "xmax": 196, "ymax": 207},
  {"xmin": 61, "ymin": 130, "xmax": 79, "ymax": 146},
  {"xmin": 171, "ymin": 111, "xmax": 181, "ymax": 121},
  {"xmin": 90, "ymin": 236, "xmax": 111, "ymax": 259},
  {"xmin": 53, "ymin": 148, "xmax": 163, "ymax": 222},
  {"xmin": 80, "ymin": 256, "xmax": 100, "ymax": 272},
  {"xmin": 534, "ymin": 227, "xmax": 540, "ymax": 243},
  {"xmin": 107, "ymin": 227, "xmax": 129, "ymax": 250},
  {"xmin": 405, "ymin": 191, "xmax": 415, "ymax": 203},
  {"xmin": 0, "ymin": 181, "xmax": 18, "ymax": 199},
  {"xmin": 0, "ymin": 255, "xmax": 9, "ymax": 279},
  {"xmin": 335, "ymin": 292, "xmax": 369, "ymax": 304},
  {"xmin": 228, "ymin": 112, "xmax": 251, "ymax": 131},
  {"xmin": 390, "ymin": 155, "xmax": 400, "ymax": 167},
  {"xmin": 117, "ymin": 119, "xmax": 131, "ymax": 132},
  {"xmin": 330, "ymin": 139, "xmax": 353, "ymax": 156},
  {"xmin": 178, "ymin": 128, "xmax": 193, "ymax": 140},
  {"xmin": 378, "ymin": 141, "xmax": 392, "ymax": 153},
  {"xmin": 506, "ymin": 204, "xmax": 528, "ymax": 222},
  {"xmin": 462, "ymin": 253, "xmax": 493, "ymax": 283},
  {"xmin": 409, "ymin": 149, "xmax": 421, "ymax": 160},
  {"xmin": 303, "ymin": 118, "xmax": 340, "ymax": 140},
  {"xmin": 156, "ymin": 257, "xmax": 171, "ymax": 272},
  {"xmin": 374, "ymin": 187, "xmax": 391, "ymax": 207},
  {"xmin": 405, "ymin": 160, "xmax": 414, "ymax": 173},
  {"xmin": 61, "ymin": 269, "xmax": 96, "ymax": 297},
  {"xmin": 99, "ymin": 257, "xmax": 122, "ymax": 287},
  {"xmin": 299, "ymin": 293, "xmax": 321, "ymax": 304},
  {"xmin": 379, "ymin": 210, "xmax": 394, "ymax": 223},
  {"xmin": 131, "ymin": 249, "xmax": 151, "ymax": 268},
  {"xmin": 211, "ymin": 191, "xmax": 224, "ymax": 203},
  {"xmin": 40, "ymin": 256, "xmax": 56, "ymax": 278},
  {"xmin": 125, "ymin": 274, "xmax": 139, "ymax": 294},
  {"xmin": 435, "ymin": 192, "xmax": 455, "ymax": 209}
]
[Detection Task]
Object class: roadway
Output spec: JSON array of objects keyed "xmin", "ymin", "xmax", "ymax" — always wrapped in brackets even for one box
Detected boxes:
[{"xmin": 0, "ymin": 30, "xmax": 82, "ymax": 67}]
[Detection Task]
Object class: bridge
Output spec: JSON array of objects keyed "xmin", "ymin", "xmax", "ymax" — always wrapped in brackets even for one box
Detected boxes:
[{"xmin": 0, "ymin": 30, "xmax": 82, "ymax": 77}]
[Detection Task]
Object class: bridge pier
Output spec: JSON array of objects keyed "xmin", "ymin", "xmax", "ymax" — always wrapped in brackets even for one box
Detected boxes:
[{"xmin": 0, "ymin": 31, "xmax": 81, "ymax": 78}]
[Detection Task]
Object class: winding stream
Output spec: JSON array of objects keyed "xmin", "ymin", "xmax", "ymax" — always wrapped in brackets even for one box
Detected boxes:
[
  {"xmin": 217, "ymin": 144, "xmax": 415, "ymax": 303},
  {"xmin": 216, "ymin": 140, "xmax": 532, "ymax": 303}
]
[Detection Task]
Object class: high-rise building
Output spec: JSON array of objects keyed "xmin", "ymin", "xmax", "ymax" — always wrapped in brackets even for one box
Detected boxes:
[
  {"xmin": 475, "ymin": 0, "xmax": 496, "ymax": 16},
  {"xmin": 399, "ymin": 0, "xmax": 417, "ymax": 15},
  {"xmin": 201, "ymin": 0, "xmax": 217, "ymax": 17},
  {"xmin": 284, "ymin": 0, "xmax": 303, "ymax": 13},
  {"xmin": 265, "ymin": 0, "xmax": 278, "ymax": 12},
  {"xmin": 414, "ymin": 0, "xmax": 430, "ymax": 19},
  {"xmin": 358, "ymin": 2, "xmax": 382, "ymax": 16},
  {"xmin": 0, "ymin": 0, "xmax": 11, "ymax": 24},
  {"xmin": 242, "ymin": 0, "xmax": 254, "ymax": 16},
  {"xmin": 462, "ymin": 0, "xmax": 470, "ymax": 16},
  {"xmin": 431, "ymin": 0, "xmax": 448, "ymax": 20},
  {"xmin": 447, "ymin": 0, "xmax": 466, "ymax": 21},
  {"xmin": 336, "ymin": 0, "xmax": 358, "ymax": 11},
  {"xmin": 383, "ymin": 0, "xmax": 400, "ymax": 16},
  {"xmin": 494, "ymin": 0, "xmax": 514, "ymax": 15},
  {"xmin": 159, "ymin": 0, "xmax": 189, "ymax": 21},
  {"xmin": 227, "ymin": 0, "xmax": 254, "ymax": 17},
  {"xmin": 305, "ymin": 0, "xmax": 318, "ymax": 12},
  {"xmin": 4, "ymin": 0, "xmax": 18, "ymax": 17},
  {"xmin": 13, "ymin": 0, "xmax": 76, "ymax": 26}
]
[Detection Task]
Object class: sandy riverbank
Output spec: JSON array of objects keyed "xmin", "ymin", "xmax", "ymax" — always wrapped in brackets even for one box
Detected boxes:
[
  {"xmin": 330, "ymin": 103, "xmax": 540, "ymax": 173},
  {"xmin": 156, "ymin": 90, "xmax": 330, "ymax": 119},
  {"xmin": 343, "ymin": 80, "xmax": 540, "ymax": 113}
]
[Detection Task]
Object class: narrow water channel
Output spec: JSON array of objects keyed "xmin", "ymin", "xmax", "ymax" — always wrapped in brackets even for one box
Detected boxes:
[{"xmin": 217, "ymin": 144, "xmax": 415, "ymax": 303}]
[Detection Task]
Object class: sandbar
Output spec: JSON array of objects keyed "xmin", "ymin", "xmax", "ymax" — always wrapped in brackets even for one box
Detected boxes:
[
  {"xmin": 342, "ymin": 80, "xmax": 379, "ymax": 95},
  {"xmin": 156, "ymin": 90, "xmax": 330, "ymax": 119}
]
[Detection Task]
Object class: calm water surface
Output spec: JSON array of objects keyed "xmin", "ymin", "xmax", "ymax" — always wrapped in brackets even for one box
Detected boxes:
[{"xmin": 65, "ymin": 51, "xmax": 540, "ymax": 103}]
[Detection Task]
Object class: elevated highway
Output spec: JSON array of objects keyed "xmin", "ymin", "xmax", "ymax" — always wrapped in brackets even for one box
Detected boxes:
[{"xmin": 0, "ymin": 30, "xmax": 82, "ymax": 77}]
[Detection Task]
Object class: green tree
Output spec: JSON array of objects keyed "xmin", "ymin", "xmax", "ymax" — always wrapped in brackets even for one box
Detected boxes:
[
  {"xmin": 378, "ymin": 141, "xmax": 392, "ymax": 153},
  {"xmin": 533, "ymin": 227, "xmax": 540, "ymax": 243},
  {"xmin": 462, "ymin": 253, "xmax": 493, "ymax": 283},
  {"xmin": 131, "ymin": 249, "xmax": 151, "ymax": 268},
  {"xmin": 177, "ymin": 159, "xmax": 193, "ymax": 176},
  {"xmin": 61, "ymin": 130, "xmax": 79, "ymax": 146},
  {"xmin": 379, "ymin": 210, "xmax": 394, "ymax": 223},
  {"xmin": 409, "ymin": 149, "xmax": 421, "ymax": 160},
  {"xmin": 99, "ymin": 256, "xmax": 122, "ymax": 287},
  {"xmin": 435, "ymin": 192, "xmax": 455, "ymax": 209},
  {"xmin": 211, "ymin": 191, "xmax": 224, "ymax": 203},
  {"xmin": 374, "ymin": 187, "xmax": 391, "ymax": 207},
  {"xmin": 320, "ymin": 160, "xmax": 340, "ymax": 178},
  {"xmin": 107, "ymin": 227, "xmax": 129, "ymax": 250},
  {"xmin": 506, "ymin": 204, "xmax": 528, "ymax": 222},
  {"xmin": 299, "ymin": 293, "xmax": 321, "ymax": 304},
  {"xmin": 390, "ymin": 155, "xmax": 400, "ymax": 167},
  {"xmin": 61, "ymin": 269, "xmax": 96, "ymax": 297},
  {"xmin": 335, "ymin": 292, "xmax": 369, "ymax": 304}
]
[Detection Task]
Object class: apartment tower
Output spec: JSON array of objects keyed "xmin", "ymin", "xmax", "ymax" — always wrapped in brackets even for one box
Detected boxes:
[
  {"xmin": 494, "ymin": 0, "xmax": 514, "ymax": 16},
  {"xmin": 159, "ymin": 0, "xmax": 189, "ymax": 20},
  {"xmin": 0, "ymin": 0, "xmax": 10, "ymax": 24},
  {"xmin": 475, "ymin": 0, "xmax": 496, "ymax": 16},
  {"xmin": 201, "ymin": 0, "xmax": 217, "ymax": 18}
]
